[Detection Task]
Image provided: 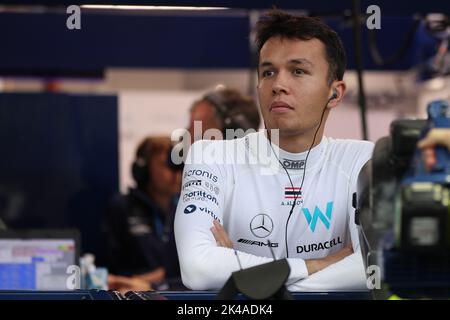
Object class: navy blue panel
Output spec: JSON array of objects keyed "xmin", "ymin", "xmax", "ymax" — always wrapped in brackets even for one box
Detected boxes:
[
  {"xmin": 2, "ymin": 0, "xmax": 450, "ymax": 15},
  {"xmin": 0, "ymin": 12, "xmax": 251, "ymax": 73},
  {"xmin": 0, "ymin": 6, "xmax": 441, "ymax": 76},
  {"xmin": 0, "ymin": 93, "xmax": 118, "ymax": 264},
  {"xmin": 329, "ymin": 17, "xmax": 438, "ymax": 72}
]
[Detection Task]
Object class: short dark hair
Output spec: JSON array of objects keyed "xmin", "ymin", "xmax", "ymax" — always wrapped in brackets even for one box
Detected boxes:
[{"xmin": 255, "ymin": 10, "xmax": 346, "ymax": 85}]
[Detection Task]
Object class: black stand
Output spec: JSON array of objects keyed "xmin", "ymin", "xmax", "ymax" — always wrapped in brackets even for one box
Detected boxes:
[{"xmin": 216, "ymin": 259, "xmax": 293, "ymax": 300}]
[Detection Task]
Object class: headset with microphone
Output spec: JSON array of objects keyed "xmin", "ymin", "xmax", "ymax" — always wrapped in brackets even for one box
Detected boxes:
[
  {"xmin": 267, "ymin": 88, "xmax": 338, "ymax": 258},
  {"xmin": 203, "ymin": 89, "xmax": 255, "ymax": 136},
  {"xmin": 168, "ymin": 88, "xmax": 260, "ymax": 171},
  {"xmin": 132, "ymin": 139, "xmax": 152, "ymax": 191}
]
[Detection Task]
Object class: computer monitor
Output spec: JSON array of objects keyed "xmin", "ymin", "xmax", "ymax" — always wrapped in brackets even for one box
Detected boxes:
[{"xmin": 0, "ymin": 229, "xmax": 80, "ymax": 290}]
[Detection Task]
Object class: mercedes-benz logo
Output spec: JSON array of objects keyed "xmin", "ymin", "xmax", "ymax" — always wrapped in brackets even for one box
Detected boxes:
[{"xmin": 250, "ymin": 214, "xmax": 274, "ymax": 238}]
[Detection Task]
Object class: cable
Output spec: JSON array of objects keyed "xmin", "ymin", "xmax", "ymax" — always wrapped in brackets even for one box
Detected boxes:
[
  {"xmin": 267, "ymin": 95, "xmax": 334, "ymax": 258},
  {"xmin": 367, "ymin": 15, "xmax": 422, "ymax": 67},
  {"xmin": 234, "ymin": 249, "xmax": 243, "ymax": 270}
]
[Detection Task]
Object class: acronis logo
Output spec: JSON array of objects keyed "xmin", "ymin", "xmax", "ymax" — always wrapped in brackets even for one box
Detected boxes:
[{"xmin": 301, "ymin": 202, "xmax": 333, "ymax": 232}]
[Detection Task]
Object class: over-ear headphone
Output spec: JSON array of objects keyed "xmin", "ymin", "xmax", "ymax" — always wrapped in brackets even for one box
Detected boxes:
[
  {"xmin": 132, "ymin": 139, "xmax": 152, "ymax": 190},
  {"xmin": 203, "ymin": 89, "xmax": 255, "ymax": 136}
]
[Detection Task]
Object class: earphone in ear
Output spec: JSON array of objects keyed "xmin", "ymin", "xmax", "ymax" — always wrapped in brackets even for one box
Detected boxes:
[
  {"xmin": 330, "ymin": 89, "xmax": 338, "ymax": 100},
  {"xmin": 325, "ymin": 90, "xmax": 338, "ymax": 110}
]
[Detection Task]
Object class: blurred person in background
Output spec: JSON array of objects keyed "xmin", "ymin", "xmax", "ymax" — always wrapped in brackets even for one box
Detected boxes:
[
  {"xmin": 418, "ymin": 128, "xmax": 450, "ymax": 170},
  {"xmin": 104, "ymin": 136, "xmax": 182, "ymax": 291},
  {"xmin": 169, "ymin": 87, "xmax": 261, "ymax": 171},
  {"xmin": 188, "ymin": 87, "xmax": 261, "ymax": 143}
]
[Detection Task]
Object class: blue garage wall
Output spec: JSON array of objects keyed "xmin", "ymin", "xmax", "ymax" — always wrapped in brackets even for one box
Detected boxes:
[
  {"xmin": 0, "ymin": 12, "xmax": 252, "ymax": 75},
  {"xmin": 0, "ymin": 10, "xmax": 440, "ymax": 77},
  {"xmin": 3, "ymin": 0, "xmax": 450, "ymax": 16},
  {"xmin": 0, "ymin": 93, "xmax": 119, "ymax": 264}
]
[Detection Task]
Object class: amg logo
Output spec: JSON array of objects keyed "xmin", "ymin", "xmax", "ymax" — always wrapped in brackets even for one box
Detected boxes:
[
  {"xmin": 296, "ymin": 237, "xmax": 343, "ymax": 253},
  {"xmin": 282, "ymin": 159, "xmax": 305, "ymax": 170},
  {"xmin": 238, "ymin": 238, "xmax": 278, "ymax": 247}
]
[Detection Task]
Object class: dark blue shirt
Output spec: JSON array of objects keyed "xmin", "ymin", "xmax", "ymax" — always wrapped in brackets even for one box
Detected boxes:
[{"xmin": 104, "ymin": 188, "xmax": 180, "ymax": 281}]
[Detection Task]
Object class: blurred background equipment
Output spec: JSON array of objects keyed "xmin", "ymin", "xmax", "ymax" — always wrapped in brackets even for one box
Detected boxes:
[
  {"xmin": 422, "ymin": 13, "xmax": 450, "ymax": 78},
  {"xmin": 356, "ymin": 99, "xmax": 450, "ymax": 299},
  {"xmin": 0, "ymin": 93, "xmax": 118, "ymax": 267},
  {"xmin": 0, "ymin": 229, "xmax": 79, "ymax": 290},
  {"xmin": 104, "ymin": 136, "xmax": 183, "ymax": 291}
]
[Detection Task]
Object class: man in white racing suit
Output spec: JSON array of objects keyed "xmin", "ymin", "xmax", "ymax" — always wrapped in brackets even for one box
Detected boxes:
[{"xmin": 175, "ymin": 10, "xmax": 374, "ymax": 291}]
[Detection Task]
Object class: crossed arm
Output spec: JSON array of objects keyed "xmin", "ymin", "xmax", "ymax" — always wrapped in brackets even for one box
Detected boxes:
[{"xmin": 210, "ymin": 219, "xmax": 353, "ymax": 276}]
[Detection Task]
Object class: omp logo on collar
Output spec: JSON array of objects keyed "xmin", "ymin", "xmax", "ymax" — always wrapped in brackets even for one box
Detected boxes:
[
  {"xmin": 282, "ymin": 159, "xmax": 305, "ymax": 170},
  {"xmin": 301, "ymin": 202, "xmax": 333, "ymax": 232}
]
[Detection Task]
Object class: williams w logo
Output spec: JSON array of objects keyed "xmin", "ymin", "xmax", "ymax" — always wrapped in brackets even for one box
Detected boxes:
[{"xmin": 302, "ymin": 202, "xmax": 333, "ymax": 232}]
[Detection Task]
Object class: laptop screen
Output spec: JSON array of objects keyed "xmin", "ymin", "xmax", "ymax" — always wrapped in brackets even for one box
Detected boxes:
[{"xmin": 0, "ymin": 232, "xmax": 79, "ymax": 290}]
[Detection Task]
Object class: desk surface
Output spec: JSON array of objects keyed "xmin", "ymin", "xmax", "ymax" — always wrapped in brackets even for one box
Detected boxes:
[
  {"xmin": 163, "ymin": 290, "xmax": 371, "ymax": 300},
  {"xmin": 0, "ymin": 290, "xmax": 115, "ymax": 300},
  {"xmin": 0, "ymin": 290, "xmax": 371, "ymax": 300}
]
